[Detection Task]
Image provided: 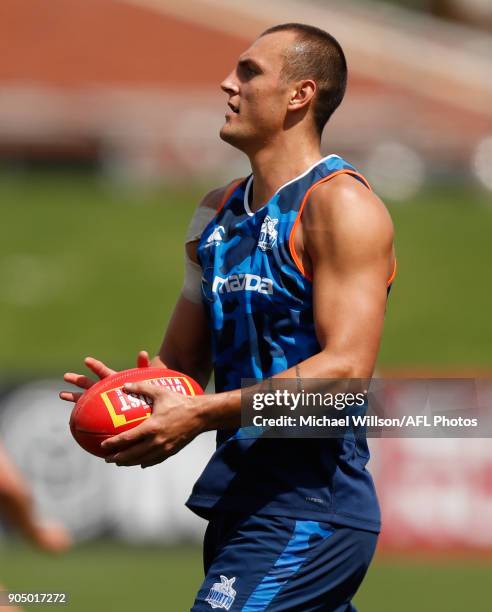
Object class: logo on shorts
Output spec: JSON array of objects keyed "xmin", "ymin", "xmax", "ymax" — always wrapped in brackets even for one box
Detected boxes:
[
  {"xmin": 258, "ymin": 215, "xmax": 278, "ymax": 251},
  {"xmin": 205, "ymin": 575, "xmax": 237, "ymax": 610}
]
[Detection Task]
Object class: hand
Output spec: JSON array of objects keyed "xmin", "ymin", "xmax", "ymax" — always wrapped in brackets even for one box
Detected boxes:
[
  {"xmin": 30, "ymin": 520, "xmax": 72, "ymax": 554},
  {"xmin": 102, "ymin": 381, "xmax": 206, "ymax": 468},
  {"xmin": 59, "ymin": 351, "xmax": 151, "ymax": 403}
]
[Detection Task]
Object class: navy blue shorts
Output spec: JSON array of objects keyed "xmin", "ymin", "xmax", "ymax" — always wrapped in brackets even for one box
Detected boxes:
[{"xmin": 191, "ymin": 512, "xmax": 378, "ymax": 611}]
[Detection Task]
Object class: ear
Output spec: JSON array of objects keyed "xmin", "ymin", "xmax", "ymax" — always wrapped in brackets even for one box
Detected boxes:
[{"xmin": 287, "ymin": 79, "xmax": 316, "ymax": 112}]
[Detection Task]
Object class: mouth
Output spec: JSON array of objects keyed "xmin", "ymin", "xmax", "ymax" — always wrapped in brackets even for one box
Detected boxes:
[{"xmin": 227, "ymin": 102, "xmax": 239, "ymax": 114}]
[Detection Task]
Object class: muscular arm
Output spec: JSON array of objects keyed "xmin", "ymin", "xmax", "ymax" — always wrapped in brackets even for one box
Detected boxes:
[{"xmin": 298, "ymin": 173, "xmax": 395, "ymax": 378}]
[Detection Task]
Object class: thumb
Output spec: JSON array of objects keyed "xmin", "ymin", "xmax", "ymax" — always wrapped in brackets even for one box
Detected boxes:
[{"xmin": 136, "ymin": 350, "xmax": 150, "ymax": 368}]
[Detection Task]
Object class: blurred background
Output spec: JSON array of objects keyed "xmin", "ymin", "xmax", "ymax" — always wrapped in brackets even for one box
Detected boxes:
[{"xmin": 0, "ymin": 0, "xmax": 491, "ymax": 610}]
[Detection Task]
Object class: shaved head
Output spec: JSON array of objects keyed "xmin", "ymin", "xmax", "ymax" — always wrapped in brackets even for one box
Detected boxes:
[{"xmin": 260, "ymin": 23, "xmax": 347, "ymax": 135}]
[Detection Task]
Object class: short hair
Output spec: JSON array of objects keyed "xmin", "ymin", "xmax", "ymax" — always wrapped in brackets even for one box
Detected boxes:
[{"xmin": 261, "ymin": 23, "xmax": 347, "ymax": 135}]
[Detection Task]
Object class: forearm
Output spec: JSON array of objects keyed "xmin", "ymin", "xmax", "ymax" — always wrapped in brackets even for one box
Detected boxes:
[
  {"xmin": 0, "ymin": 486, "xmax": 40, "ymax": 541},
  {"xmin": 197, "ymin": 349, "xmax": 372, "ymax": 432},
  {"xmin": 0, "ymin": 445, "xmax": 40, "ymax": 540}
]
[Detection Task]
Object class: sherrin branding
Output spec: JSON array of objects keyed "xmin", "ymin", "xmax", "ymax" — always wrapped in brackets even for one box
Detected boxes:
[{"xmin": 69, "ymin": 368, "xmax": 203, "ymax": 458}]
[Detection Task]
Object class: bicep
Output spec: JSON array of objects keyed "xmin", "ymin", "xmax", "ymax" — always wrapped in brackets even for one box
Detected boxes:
[
  {"xmin": 312, "ymin": 258, "xmax": 388, "ymax": 377},
  {"xmin": 306, "ymin": 177, "xmax": 394, "ymax": 377}
]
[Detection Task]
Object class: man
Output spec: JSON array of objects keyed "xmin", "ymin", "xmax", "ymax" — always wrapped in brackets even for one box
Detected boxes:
[{"xmin": 61, "ymin": 23, "xmax": 395, "ymax": 610}]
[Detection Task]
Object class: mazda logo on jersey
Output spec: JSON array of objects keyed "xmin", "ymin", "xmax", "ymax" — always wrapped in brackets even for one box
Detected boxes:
[{"xmin": 212, "ymin": 274, "xmax": 273, "ymax": 295}]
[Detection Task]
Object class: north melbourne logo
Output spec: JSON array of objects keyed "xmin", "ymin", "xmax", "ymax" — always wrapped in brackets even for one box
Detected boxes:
[
  {"xmin": 258, "ymin": 215, "xmax": 278, "ymax": 251},
  {"xmin": 205, "ymin": 575, "xmax": 237, "ymax": 610},
  {"xmin": 205, "ymin": 226, "xmax": 225, "ymax": 247}
]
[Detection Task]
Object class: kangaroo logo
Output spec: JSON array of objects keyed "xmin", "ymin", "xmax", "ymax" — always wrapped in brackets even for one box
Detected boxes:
[
  {"xmin": 205, "ymin": 575, "xmax": 237, "ymax": 610},
  {"xmin": 258, "ymin": 216, "xmax": 278, "ymax": 251}
]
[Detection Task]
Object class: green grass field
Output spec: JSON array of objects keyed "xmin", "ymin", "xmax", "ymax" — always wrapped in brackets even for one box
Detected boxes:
[
  {"xmin": 1, "ymin": 170, "xmax": 491, "ymax": 610},
  {"xmin": 1, "ymin": 541, "xmax": 491, "ymax": 611},
  {"xmin": 1, "ymin": 171, "xmax": 491, "ymax": 375}
]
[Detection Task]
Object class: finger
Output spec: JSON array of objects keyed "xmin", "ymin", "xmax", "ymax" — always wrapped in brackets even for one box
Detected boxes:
[
  {"xmin": 105, "ymin": 438, "xmax": 158, "ymax": 466},
  {"xmin": 137, "ymin": 350, "xmax": 150, "ymax": 368},
  {"xmin": 63, "ymin": 372, "xmax": 95, "ymax": 390},
  {"xmin": 123, "ymin": 380, "xmax": 166, "ymax": 398},
  {"xmin": 84, "ymin": 357, "xmax": 116, "ymax": 379},
  {"xmin": 100, "ymin": 424, "xmax": 152, "ymax": 452},
  {"xmin": 59, "ymin": 391, "xmax": 83, "ymax": 402}
]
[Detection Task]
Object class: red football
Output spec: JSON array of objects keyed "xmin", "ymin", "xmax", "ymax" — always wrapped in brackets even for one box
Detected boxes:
[{"xmin": 69, "ymin": 367, "xmax": 203, "ymax": 458}]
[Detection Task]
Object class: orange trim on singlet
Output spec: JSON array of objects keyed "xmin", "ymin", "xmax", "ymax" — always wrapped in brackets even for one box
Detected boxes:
[
  {"xmin": 288, "ymin": 170, "xmax": 373, "ymax": 282},
  {"xmin": 215, "ymin": 178, "xmax": 245, "ymax": 215},
  {"xmin": 387, "ymin": 258, "xmax": 397, "ymax": 287},
  {"xmin": 288, "ymin": 169, "xmax": 397, "ymax": 286}
]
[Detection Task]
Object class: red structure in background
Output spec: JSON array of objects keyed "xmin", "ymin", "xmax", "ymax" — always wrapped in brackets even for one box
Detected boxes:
[
  {"xmin": 0, "ymin": 0, "xmax": 489, "ymax": 180},
  {"xmin": 0, "ymin": 0, "xmax": 247, "ymax": 87},
  {"xmin": 375, "ymin": 438, "xmax": 492, "ymax": 555}
]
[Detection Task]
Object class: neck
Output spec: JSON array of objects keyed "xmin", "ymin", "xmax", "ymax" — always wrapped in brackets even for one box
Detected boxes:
[{"xmin": 247, "ymin": 131, "xmax": 322, "ymax": 212}]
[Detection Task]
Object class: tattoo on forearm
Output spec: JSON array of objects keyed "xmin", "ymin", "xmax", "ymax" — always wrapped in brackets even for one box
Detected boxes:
[{"xmin": 295, "ymin": 363, "xmax": 303, "ymax": 393}]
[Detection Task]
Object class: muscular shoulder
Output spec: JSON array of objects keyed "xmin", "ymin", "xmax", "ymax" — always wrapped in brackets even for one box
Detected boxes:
[{"xmin": 303, "ymin": 173, "xmax": 394, "ymax": 258}]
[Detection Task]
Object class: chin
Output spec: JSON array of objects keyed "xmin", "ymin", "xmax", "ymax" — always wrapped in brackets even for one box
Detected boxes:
[
  {"xmin": 220, "ymin": 124, "xmax": 256, "ymax": 154},
  {"xmin": 220, "ymin": 125, "xmax": 244, "ymax": 148}
]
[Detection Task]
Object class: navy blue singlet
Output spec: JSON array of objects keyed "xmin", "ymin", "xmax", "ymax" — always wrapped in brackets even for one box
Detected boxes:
[{"xmin": 186, "ymin": 154, "xmax": 392, "ymax": 533}]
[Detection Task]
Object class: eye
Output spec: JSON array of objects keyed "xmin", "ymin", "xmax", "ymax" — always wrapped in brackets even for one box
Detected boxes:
[{"xmin": 239, "ymin": 61, "xmax": 259, "ymax": 79}]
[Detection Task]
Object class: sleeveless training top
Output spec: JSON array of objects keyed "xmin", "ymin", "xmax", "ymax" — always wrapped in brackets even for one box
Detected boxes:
[{"xmin": 186, "ymin": 154, "xmax": 392, "ymax": 532}]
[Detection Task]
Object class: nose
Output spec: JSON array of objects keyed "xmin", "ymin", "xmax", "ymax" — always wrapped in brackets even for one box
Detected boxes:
[{"xmin": 220, "ymin": 70, "xmax": 239, "ymax": 96}]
